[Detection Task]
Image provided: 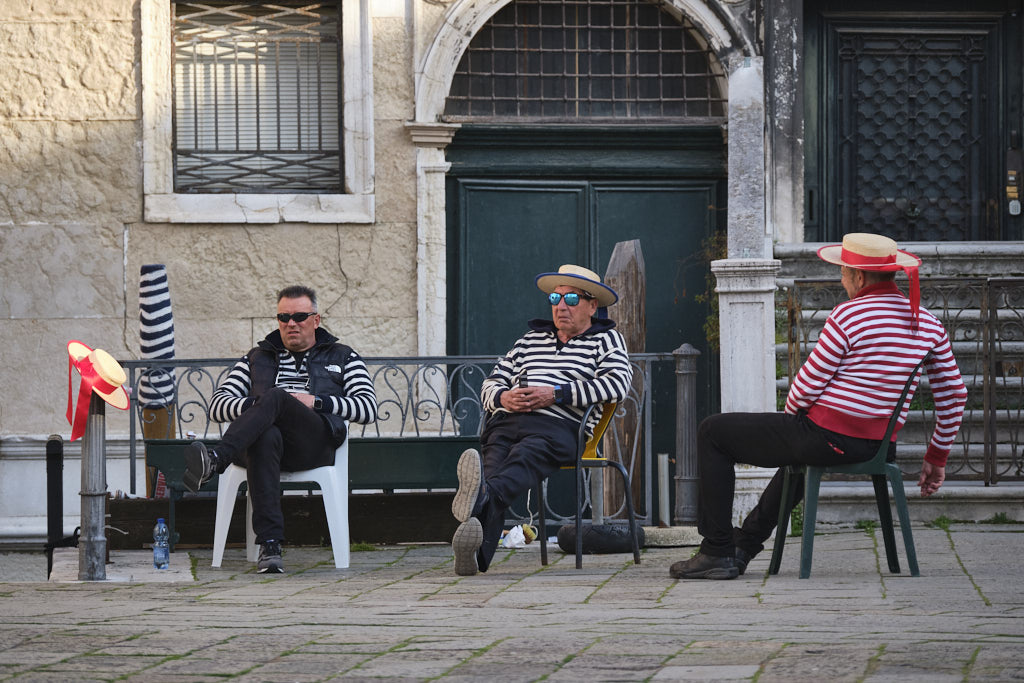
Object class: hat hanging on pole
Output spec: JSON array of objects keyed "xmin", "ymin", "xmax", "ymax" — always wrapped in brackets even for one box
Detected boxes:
[{"xmin": 66, "ymin": 340, "xmax": 130, "ymax": 441}]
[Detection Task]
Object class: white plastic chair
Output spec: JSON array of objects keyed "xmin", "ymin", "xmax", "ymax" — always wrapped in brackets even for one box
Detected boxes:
[{"xmin": 211, "ymin": 439, "xmax": 350, "ymax": 569}]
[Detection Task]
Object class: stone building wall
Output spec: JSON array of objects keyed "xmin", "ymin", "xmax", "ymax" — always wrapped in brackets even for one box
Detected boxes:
[{"xmin": 0, "ymin": 1, "xmax": 422, "ymax": 444}]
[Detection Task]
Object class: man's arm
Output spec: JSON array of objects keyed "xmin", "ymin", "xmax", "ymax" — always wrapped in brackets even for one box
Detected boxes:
[
  {"xmin": 317, "ymin": 351, "xmax": 377, "ymax": 424},
  {"xmin": 481, "ymin": 347, "xmax": 518, "ymax": 413},
  {"xmin": 920, "ymin": 334, "xmax": 968, "ymax": 470},
  {"xmin": 785, "ymin": 315, "xmax": 848, "ymax": 415},
  {"xmin": 209, "ymin": 356, "xmax": 254, "ymax": 422}
]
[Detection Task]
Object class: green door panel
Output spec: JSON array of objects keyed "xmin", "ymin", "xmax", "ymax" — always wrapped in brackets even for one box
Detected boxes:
[
  {"xmin": 450, "ymin": 179, "xmax": 590, "ymax": 356},
  {"xmin": 592, "ymin": 181, "xmax": 716, "ymax": 354}
]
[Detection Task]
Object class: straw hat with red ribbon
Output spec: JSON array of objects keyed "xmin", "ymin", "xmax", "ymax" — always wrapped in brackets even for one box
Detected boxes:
[
  {"xmin": 66, "ymin": 340, "xmax": 130, "ymax": 441},
  {"xmin": 817, "ymin": 233, "xmax": 922, "ymax": 330}
]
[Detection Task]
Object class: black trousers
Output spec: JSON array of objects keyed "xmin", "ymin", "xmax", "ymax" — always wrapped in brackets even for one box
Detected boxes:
[
  {"xmin": 476, "ymin": 413, "xmax": 578, "ymax": 570},
  {"xmin": 216, "ymin": 387, "xmax": 339, "ymax": 543},
  {"xmin": 697, "ymin": 411, "xmax": 889, "ymax": 558}
]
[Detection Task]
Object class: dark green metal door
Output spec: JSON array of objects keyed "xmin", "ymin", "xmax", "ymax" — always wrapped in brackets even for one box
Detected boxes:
[
  {"xmin": 448, "ymin": 178, "xmax": 718, "ymax": 361},
  {"xmin": 805, "ymin": 0, "xmax": 1024, "ymax": 241}
]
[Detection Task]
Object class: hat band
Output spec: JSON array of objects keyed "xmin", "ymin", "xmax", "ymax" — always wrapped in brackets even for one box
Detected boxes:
[
  {"xmin": 77, "ymin": 356, "xmax": 122, "ymax": 396},
  {"xmin": 841, "ymin": 247, "xmax": 897, "ymax": 267},
  {"xmin": 66, "ymin": 354, "xmax": 125, "ymax": 441}
]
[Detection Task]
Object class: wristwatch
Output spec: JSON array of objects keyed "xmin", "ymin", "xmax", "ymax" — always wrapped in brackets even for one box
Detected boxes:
[
  {"xmin": 553, "ymin": 386, "xmax": 564, "ymax": 405},
  {"xmin": 313, "ymin": 396, "xmax": 324, "ymax": 412}
]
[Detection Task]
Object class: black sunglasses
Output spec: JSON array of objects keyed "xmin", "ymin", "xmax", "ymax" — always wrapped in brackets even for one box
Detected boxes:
[
  {"xmin": 277, "ymin": 312, "xmax": 317, "ymax": 323},
  {"xmin": 548, "ymin": 292, "xmax": 594, "ymax": 307}
]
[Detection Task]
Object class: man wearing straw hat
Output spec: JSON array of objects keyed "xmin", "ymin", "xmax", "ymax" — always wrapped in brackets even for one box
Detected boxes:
[
  {"xmin": 182, "ymin": 285, "xmax": 377, "ymax": 573},
  {"xmin": 670, "ymin": 233, "xmax": 968, "ymax": 580},
  {"xmin": 450, "ymin": 265, "xmax": 634, "ymax": 576}
]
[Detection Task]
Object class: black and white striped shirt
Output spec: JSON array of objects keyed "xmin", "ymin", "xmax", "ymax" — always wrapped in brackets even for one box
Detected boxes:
[
  {"xmin": 481, "ymin": 318, "xmax": 632, "ymax": 433},
  {"xmin": 210, "ymin": 349, "xmax": 377, "ymax": 425}
]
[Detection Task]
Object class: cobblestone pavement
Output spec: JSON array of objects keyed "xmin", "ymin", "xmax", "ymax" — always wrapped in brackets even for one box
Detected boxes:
[{"xmin": 1, "ymin": 524, "xmax": 1022, "ymax": 681}]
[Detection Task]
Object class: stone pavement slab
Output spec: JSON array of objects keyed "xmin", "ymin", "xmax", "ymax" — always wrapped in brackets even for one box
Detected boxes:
[{"xmin": 0, "ymin": 524, "xmax": 1021, "ymax": 681}]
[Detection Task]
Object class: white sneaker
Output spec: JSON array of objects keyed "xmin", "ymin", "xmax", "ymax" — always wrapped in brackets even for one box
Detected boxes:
[
  {"xmin": 452, "ymin": 518, "xmax": 483, "ymax": 576},
  {"xmin": 451, "ymin": 448, "xmax": 482, "ymax": 523}
]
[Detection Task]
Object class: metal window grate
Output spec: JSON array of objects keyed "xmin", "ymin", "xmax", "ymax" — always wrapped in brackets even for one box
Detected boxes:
[
  {"xmin": 172, "ymin": 1, "xmax": 342, "ymax": 193},
  {"xmin": 445, "ymin": 0, "xmax": 726, "ymax": 121}
]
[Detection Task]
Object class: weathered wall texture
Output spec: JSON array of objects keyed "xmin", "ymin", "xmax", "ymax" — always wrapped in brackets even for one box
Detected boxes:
[{"xmin": 0, "ymin": 3, "xmax": 421, "ymax": 440}]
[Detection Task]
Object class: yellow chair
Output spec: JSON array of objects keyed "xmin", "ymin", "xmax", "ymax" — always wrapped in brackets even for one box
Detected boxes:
[{"xmin": 536, "ymin": 403, "xmax": 642, "ymax": 568}]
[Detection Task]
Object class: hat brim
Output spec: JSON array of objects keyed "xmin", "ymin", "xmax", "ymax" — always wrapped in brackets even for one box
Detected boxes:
[
  {"xmin": 68, "ymin": 340, "xmax": 131, "ymax": 411},
  {"xmin": 535, "ymin": 273, "xmax": 618, "ymax": 307},
  {"xmin": 817, "ymin": 244, "xmax": 921, "ymax": 270}
]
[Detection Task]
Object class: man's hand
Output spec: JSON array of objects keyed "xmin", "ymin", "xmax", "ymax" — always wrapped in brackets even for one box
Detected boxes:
[
  {"xmin": 292, "ymin": 392, "xmax": 316, "ymax": 410},
  {"xmin": 499, "ymin": 386, "xmax": 556, "ymax": 413},
  {"xmin": 918, "ymin": 461, "xmax": 945, "ymax": 497}
]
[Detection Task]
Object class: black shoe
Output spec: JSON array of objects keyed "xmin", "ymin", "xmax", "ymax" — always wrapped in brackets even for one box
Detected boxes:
[
  {"xmin": 735, "ymin": 548, "xmax": 753, "ymax": 576},
  {"xmin": 451, "ymin": 448, "xmax": 483, "ymax": 523},
  {"xmin": 257, "ymin": 540, "xmax": 284, "ymax": 574},
  {"xmin": 669, "ymin": 552, "xmax": 739, "ymax": 580},
  {"xmin": 182, "ymin": 441, "xmax": 220, "ymax": 493}
]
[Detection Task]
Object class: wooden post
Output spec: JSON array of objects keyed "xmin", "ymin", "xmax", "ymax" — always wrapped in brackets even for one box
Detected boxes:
[{"xmin": 603, "ymin": 240, "xmax": 646, "ymax": 520}]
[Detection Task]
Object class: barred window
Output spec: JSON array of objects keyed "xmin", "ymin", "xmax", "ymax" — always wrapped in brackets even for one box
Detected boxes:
[
  {"xmin": 445, "ymin": 0, "xmax": 726, "ymax": 121},
  {"xmin": 173, "ymin": 1, "xmax": 341, "ymax": 193}
]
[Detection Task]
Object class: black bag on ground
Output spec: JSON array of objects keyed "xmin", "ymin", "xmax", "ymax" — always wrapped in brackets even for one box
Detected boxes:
[{"xmin": 557, "ymin": 523, "xmax": 644, "ymax": 555}]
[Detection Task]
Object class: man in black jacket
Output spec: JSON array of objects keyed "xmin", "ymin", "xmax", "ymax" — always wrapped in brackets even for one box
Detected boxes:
[{"xmin": 183, "ymin": 285, "xmax": 377, "ymax": 573}]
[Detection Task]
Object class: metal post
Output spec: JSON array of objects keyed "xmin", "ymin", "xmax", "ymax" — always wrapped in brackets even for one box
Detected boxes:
[
  {"xmin": 590, "ymin": 469, "xmax": 604, "ymax": 523},
  {"xmin": 46, "ymin": 435, "xmax": 64, "ymax": 578},
  {"xmin": 673, "ymin": 343, "xmax": 701, "ymax": 525},
  {"xmin": 79, "ymin": 394, "xmax": 107, "ymax": 581}
]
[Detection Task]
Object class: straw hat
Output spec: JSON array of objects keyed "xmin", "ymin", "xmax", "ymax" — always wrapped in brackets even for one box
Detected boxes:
[
  {"xmin": 67, "ymin": 340, "xmax": 130, "ymax": 441},
  {"xmin": 817, "ymin": 233, "xmax": 922, "ymax": 331},
  {"xmin": 817, "ymin": 232, "xmax": 921, "ymax": 270},
  {"xmin": 535, "ymin": 264, "xmax": 618, "ymax": 307}
]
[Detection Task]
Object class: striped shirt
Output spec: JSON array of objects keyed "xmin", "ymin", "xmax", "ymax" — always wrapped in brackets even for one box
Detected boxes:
[
  {"xmin": 786, "ymin": 281, "xmax": 967, "ymax": 466},
  {"xmin": 210, "ymin": 349, "xmax": 377, "ymax": 425},
  {"xmin": 481, "ymin": 318, "xmax": 632, "ymax": 435}
]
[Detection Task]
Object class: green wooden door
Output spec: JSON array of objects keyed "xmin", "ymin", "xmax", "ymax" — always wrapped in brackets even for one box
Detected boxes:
[
  {"xmin": 448, "ymin": 178, "xmax": 719, "ymax": 360},
  {"xmin": 445, "ymin": 125, "xmax": 725, "ymax": 522}
]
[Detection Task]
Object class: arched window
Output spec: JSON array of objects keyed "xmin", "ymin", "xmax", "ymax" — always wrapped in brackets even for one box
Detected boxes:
[{"xmin": 445, "ymin": 0, "xmax": 726, "ymax": 121}]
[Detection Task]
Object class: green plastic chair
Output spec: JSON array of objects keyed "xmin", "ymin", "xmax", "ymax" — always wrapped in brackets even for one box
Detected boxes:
[{"xmin": 769, "ymin": 358, "xmax": 925, "ymax": 579}]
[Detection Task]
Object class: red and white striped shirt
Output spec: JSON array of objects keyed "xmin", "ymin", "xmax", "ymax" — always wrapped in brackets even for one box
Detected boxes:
[{"xmin": 785, "ymin": 281, "xmax": 967, "ymax": 467}]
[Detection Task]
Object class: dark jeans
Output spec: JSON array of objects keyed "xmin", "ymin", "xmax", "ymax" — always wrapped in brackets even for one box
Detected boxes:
[
  {"xmin": 476, "ymin": 413, "xmax": 578, "ymax": 570},
  {"xmin": 697, "ymin": 411, "xmax": 891, "ymax": 558},
  {"xmin": 215, "ymin": 387, "xmax": 339, "ymax": 543}
]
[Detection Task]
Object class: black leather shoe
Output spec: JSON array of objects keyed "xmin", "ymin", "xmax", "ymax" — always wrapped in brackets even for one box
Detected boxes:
[
  {"xmin": 735, "ymin": 548, "xmax": 753, "ymax": 576},
  {"xmin": 669, "ymin": 552, "xmax": 739, "ymax": 580}
]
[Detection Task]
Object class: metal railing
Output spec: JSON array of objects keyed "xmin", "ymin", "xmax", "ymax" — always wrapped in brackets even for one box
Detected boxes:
[
  {"xmin": 121, "ymin": 352, "xmax": 686, "ymax": 527},
  {"xmin": 780, "ymin": 277, "xmax": 1024, "ymax": 484}
]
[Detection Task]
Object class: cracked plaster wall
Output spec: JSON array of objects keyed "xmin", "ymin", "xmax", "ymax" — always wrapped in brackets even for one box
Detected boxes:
[{"xmin": 0, "ymin": 4, "xmax": 420, "ymax": 438}]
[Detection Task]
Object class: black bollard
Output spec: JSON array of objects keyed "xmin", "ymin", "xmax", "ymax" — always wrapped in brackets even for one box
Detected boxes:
[{"xmin": 45, "ymin": 435, "xmax": 63, "ymax": 578}]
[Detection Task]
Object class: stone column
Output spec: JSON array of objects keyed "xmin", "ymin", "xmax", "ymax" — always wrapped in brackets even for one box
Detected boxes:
[
  {"xmin": 406, "ymin": 122, "xmax": 460, "ymax": 357},
  {"xmin": 717, "ymin": 56, "xmax": 781, "ymax": 525},
  {"xmin": 712, "ymin": 258, "xmax": 782, "ymax": 525}
]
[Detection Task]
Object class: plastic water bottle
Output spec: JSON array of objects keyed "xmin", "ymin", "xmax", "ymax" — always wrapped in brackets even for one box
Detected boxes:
[{"xmin": 153, "ymin": 518, "xmax": 170, "ymax": 570}]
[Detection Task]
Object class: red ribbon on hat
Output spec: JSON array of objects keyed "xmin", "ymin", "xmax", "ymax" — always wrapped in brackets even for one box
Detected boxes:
[
  {"xmin": 841, "ymin": 247, "xmax": 921, "ymax": 332},
  {"xmin": 66, "ymin": 353, "xmax": 126, "ymax": 441}
]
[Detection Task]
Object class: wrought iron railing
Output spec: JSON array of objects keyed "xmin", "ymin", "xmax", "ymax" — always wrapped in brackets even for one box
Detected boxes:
[
  {"xmin": 121, "ymin": 353, "xmax": 677, "ymax": 526},
  {"xmin": 780, "ymin": 277, "xmax": 1024, "ymax": 484}
]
